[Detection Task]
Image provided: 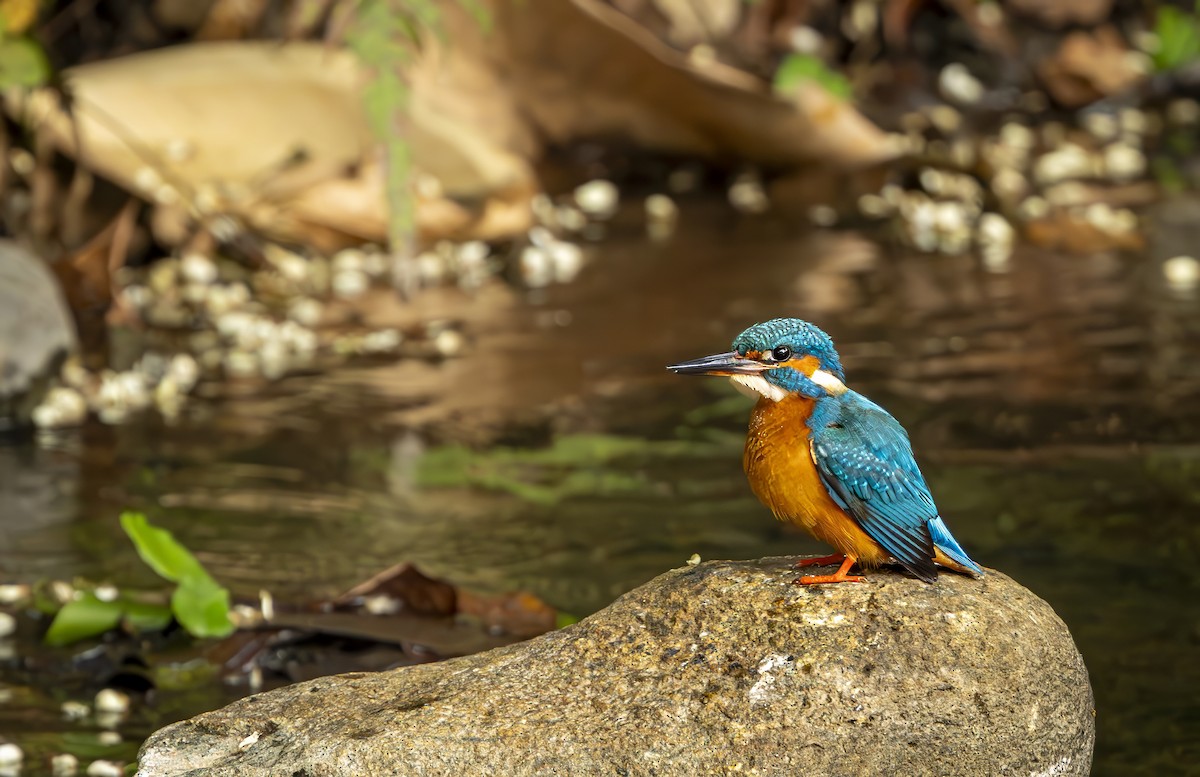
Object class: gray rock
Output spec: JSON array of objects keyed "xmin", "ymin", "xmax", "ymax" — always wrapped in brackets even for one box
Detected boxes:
[
  {"xmin": 0, "ymin": 241, "xmax": 77, "ymax": 429},
  {"xmin": 137, "ymin": 559, "xmax": 1094, "ymax": 776}
]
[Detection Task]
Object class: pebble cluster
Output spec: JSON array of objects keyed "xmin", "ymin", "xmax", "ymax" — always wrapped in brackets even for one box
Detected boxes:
[
  {"xmin": 0, "ymin": 585, "xmax": 142, "ymax": 776},
  {"xmin": 28, "ymin": 174, "xmax": 689, "ymax": 429}
]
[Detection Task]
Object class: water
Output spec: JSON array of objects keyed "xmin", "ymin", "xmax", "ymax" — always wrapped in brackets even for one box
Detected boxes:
[{"xmin": 2, "ymin": 202, "xmax": 1198, "ymax": 774}]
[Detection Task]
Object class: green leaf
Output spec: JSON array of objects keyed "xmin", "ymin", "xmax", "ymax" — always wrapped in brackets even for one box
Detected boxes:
[
  {"xmin": 1153, "ymin": 5, "xmax": 1200, "ymax": 72},
  {"xmin": 0, "ymin": 36, "xmax": 49, "ymax": 89},
  {"xmin": 555, "ymin": 611, "xmax": 579, "ymax": 629},
  {"xmin": 44, "ymin": 593, "xmax": 123, "ymax": 646},
  {"xmin": 119, "ymin": 597, "xmax": 173, "ymax": 633},
  {"xmin": 119, "ymin": 511, "xmax": 210, "ymax": 585},
  {"xmin": 120, "ymin": 511, "xmax": 234, "ymax": 639},
  {"xmin": 773, "ymin": 53, "xmax": 852, "ymax": 100},
  {"xmin": 170, "ymin": 579, "xmax": 234, "ymax": 639}
]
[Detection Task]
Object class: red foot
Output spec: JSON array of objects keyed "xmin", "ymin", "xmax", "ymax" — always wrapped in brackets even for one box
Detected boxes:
[
  {"xmin": 793, "ymin": 555, "xmax": 867, "ymax": 586},
  {"xmin": 793, "ymin": 553, "xmax": 847, "ymax": 569}
]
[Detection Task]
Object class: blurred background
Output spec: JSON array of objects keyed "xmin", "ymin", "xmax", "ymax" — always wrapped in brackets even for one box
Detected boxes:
[{"xmin": 0, "ymin": 0, "xmax": 1197, "ymax": 774}]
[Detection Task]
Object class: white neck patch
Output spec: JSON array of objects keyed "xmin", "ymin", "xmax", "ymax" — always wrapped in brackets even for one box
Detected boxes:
[
  {"xmin": 811, "ymin": 369, "xmax": 848, "ymax": 395},
  {"xmin": 730, "ymin": 374, "xmax": 788, "ymax": 402}
]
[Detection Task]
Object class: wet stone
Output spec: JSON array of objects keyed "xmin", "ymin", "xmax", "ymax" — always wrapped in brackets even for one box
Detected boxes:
[
  {"xmin": 137, "ymin": 559, "xmax": 1095, "ymax": 777},
  {"xmin": 0, "ymin": 241, "xmax": 77, "ymax": 429}
]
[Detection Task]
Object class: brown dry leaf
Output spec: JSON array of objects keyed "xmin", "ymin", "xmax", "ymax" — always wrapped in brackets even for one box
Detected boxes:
[
  {"xmin": 1005, "ymin": 0, "xmax": 1114, "ymax": 29},
  {"xmin": 489, "ymin": 0, "xmax": 900, "ymax": 170},
  {"xmin": 7, "ymin": 39, "xmax": 538, "ymax": 248},
  {"xmin": 1037, "ymin": 26, "xmax": 1143, "ymax": 108},
  {"xmin": 332, "ymin": 562, "xmax": 457, "ymax": 617}
]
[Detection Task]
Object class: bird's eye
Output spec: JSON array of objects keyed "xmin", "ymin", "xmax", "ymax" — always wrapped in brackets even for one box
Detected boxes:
[{"xmin": 770, "ymin": 346, "xmax": 792, "ymax": 362}]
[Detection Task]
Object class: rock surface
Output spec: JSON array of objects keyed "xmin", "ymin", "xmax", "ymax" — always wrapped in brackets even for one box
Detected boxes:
[
  {"xmin": 0, "ymin": 241, "xmax": 76, "ymax": 430},
  {"xmin": 138, "ymin": 558, "xmax": 1094, "ymax": 777}
]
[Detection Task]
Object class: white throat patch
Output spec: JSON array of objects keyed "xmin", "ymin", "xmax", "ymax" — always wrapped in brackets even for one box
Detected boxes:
[{"xmin": 729, "ymin": 374, "xmax": 787, "ymax": 402}]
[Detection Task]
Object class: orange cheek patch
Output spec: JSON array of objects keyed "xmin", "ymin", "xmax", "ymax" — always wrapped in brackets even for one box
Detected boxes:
[{"xmin": 783, "ymin": 355, "xmax": 822, "ymax": 376}]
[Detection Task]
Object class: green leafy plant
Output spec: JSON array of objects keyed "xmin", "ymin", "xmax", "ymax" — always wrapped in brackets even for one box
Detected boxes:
[
  {"xmin": 1152, "ymin": 2, "xmax": 1200, "ymax": 72},
  {"xmin": 773, "ymin": 53, "xmax": 852, "ymax": 100},
  {"xmin": 44, "ymin": 512, "xmax": 234, "ymax": 646},
  {"xmin": 344, "ymin": 0, "xmax": 489, "ymax": 278},
  {"xmin": 0, "ymin": 0, "xmax": 50, "ymax": 89}
]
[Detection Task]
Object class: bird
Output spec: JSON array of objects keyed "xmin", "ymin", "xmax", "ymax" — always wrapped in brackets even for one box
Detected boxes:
[{"xmin": 668, "ymin": 317, "xmax": 983, "ymax": 585}]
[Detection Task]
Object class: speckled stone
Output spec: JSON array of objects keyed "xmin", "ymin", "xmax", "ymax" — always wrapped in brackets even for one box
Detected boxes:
[{"xmin": 137, "ymin": 559, "xmax": 1094, "ymax": 776}]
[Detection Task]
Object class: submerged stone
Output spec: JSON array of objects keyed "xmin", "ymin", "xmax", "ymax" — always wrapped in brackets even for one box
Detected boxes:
[{"xmin": 137, "ymin": 558, "xmax": 1094, "ymax": 776}]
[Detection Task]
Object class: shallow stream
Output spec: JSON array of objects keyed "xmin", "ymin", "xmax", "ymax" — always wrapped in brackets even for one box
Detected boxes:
[{"xmin": 2, "ymin": 203, "xmax": 1198, "ymax": 775}]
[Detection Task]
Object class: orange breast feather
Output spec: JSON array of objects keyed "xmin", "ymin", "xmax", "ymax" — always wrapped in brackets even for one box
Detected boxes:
[{"xmin": 742, "ymin": 395, "xmax": 891, "ymax": 567}]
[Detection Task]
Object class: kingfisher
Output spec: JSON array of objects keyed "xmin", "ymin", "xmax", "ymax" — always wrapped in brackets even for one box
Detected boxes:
[{"xmin": 668, "ymin": 318, "xmax": 984, "ymax": 585}]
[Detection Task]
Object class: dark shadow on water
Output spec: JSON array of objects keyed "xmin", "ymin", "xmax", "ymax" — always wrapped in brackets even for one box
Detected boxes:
[{"xmin": 2, "ymin": 202, "xmax": 1198, "ymax": 774}]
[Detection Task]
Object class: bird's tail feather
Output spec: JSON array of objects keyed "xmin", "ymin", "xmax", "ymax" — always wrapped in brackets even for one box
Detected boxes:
[{"xmin": 929, "ymin": 516, "xmax": 984, "ymax": 578}]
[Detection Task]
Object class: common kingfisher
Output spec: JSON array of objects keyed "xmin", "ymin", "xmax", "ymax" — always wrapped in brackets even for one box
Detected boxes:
[{"xmin": 669, "ymin": 318, "xmax": 984, "ymax": 585}]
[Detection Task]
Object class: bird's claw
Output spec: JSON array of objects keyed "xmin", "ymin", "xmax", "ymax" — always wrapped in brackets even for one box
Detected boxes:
[{"xmin": 793, "ymin": 573, "xmax": 867, "ymax": 585}]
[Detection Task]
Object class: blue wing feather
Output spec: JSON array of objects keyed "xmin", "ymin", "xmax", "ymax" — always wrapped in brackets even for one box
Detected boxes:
[{"xmin": 809, "ymin": 392, "xmax": 973, "ymax": 582}]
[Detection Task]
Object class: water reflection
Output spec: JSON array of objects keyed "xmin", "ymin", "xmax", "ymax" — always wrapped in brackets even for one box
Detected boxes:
[{"xmin": 1, "ymin": 203, "xmax": 1198, "ymax": 775}]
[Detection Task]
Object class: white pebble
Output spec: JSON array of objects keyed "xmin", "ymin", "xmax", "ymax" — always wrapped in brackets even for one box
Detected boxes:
[
  {"xmin": 259, "ymin": 341, "xmax": 290, "ymax": 381},
  {"xmin": 519, "ymin": 246, "xmax": 553, "ymax": 288},
  {"xmin": 223, "ymin": 350, "xmax": 259, "ymax": 379},
  {"xmin": 548, "ymin": 241, "xmax": 585, "ymax": 284},
  {"xmin": 938, "ymin": 63, "xmax": 984, "ymax": 105},
  {"xmin": 728, "ymin": 175, "xmax": 768, "ymax": 214},
  {"xmin": 574, "ymin": 180, "xmax": 619, "ymax": 219},
  {"xmin": 0, "ymin": 744, "xmax": 22, "ymax": 766},
  {"xmin": 167, "ymin": 354, "xmax": 200, "ymax": 394},
  {"xmin": 61, "ymin": 701, "xmax": 90, "ymax": 721},
  {"xmin": 1016, "ymin": 196, "xmax": 1050, "ymax": 221},
  {"xmin": 856, "ymin": 193, "xmax": 892, "ymax": 218},
  {"xmin": 1082, "ymin": 112, "xmax": 1119, "ymax": 142},
  {"xmin": 788, "ymin": 25, "xmax": 823, "ymax": 54},
  {"xmin": 332, "ymin": 248, "xmax": 366, "ymax": 274},
  {"xmin": 555, "ymin": 205, "xmax": 588, "ymax": 232},
  {"xmin": 360, "ymin": 329, "xmax": 402, "ymax": 354},
  {"xmin": 415, "ymin": 252, "xmax": 446, "ymax": 285},
  {"xmin": 332, "ymin": 269, "xmax": 369, "ymax": 299},
  {"xmin": 287, "ymin": 299, "xmax": 323, "ymax": 328},
  {"xmin": 1103, "ymin": 143, "xmax": 1146, "ymax": 181},
  {"xmin": 999, "ymin": 122, "xmax": 1035, "ymax": 150},
  {"xmin": 1033, "ymin": 144, "xmax": 1095, "ymax": 186},
  {"xmin": 456, "ymin": 241, "xmax": 489, "ymax": 266},
  {"xmin": 1164, "ymin": 255, "xmax": 1200, "ymax": 291},
  {"xmin": 179, "ymin": 253, "xmax": 218, "ymax": 286},
  {"xmin": 96, "ymin": 732, "xmax": 121, "ymax": 746},
  {"xmin": 85, "ymin": 760, "xmax": 123, "ymax": 777},
  {"xmin": 645, "ymin": 194, "xmax": 679, "ymax": 240},
  {"xmin": 51, "ymin": 753, "xmax": 79, "ymax": 776},
  {"xmin": 92, "ymin": 585, "xmax": 118, "ymax": 603},
  {"xmin": 0, "ymin": 612, "xmax": 14, "ymax": 638},
  {"xmin": 434, "ymin": 329, "xmax": 465, "ymax": 358},
  {"xmin": 0, "ymin": 585, "xmax": 29, "ymax": 606},
  {"xmin": 94, "ymin": 689, "xmax": 129, "ymax": 715},
  {"xmin": 990, "ymin": 168, "xmax": 1028, "ymax": 203},
  {"xmin": 32, "ymin": 387, "xmax": 88, "ymax": 429}
]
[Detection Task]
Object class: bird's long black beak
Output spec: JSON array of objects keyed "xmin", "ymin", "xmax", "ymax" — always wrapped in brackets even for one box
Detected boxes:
[{"xmin": 667, "ymin": 351, "xmax": 767, "ymax": 376}]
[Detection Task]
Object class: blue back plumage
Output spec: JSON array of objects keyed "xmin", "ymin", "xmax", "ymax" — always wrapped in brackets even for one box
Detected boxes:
[{"xmin": 808, "ymin": 391, "xmax": 984, "ymax": 581}]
